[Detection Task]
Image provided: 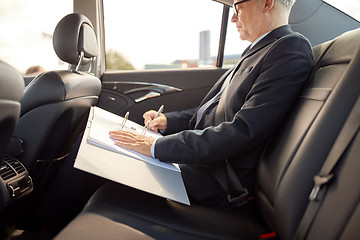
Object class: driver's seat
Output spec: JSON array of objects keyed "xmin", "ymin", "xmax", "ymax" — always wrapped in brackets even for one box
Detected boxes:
[
  {"xmin": 0, "ymin": 60, "xmax": 24, "ymax": 163},
  {"xmin": 9, "ymin": 13, "xmax": 101, "ymax": 182}
]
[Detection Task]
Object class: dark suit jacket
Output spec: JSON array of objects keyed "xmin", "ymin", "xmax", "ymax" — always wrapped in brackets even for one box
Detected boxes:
[{"xmin": 155, "ymin": 25, "xmax": 314, "ymax": 207}]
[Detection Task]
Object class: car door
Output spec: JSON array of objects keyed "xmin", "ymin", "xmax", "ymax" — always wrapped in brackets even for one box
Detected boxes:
[
  {"xmin": 98, "ymin": 67, "xmax": 228, "ymax": 124},
  {"xmin": 75, "ymin": 0, "xmax": 248, "ymax": 125}
]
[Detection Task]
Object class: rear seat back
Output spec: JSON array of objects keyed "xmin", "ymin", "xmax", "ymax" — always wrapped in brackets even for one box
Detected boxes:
[
  {"xmin": 55, "ymin": 28, "xmax": 360, "ymax": 240},
  {"xmin": 304, "ymin": 123, "xmax": 359, "ymax": 240},
  {"xmin": 256, "ymin": 28, "xmax": 360, "ymax": 239}
]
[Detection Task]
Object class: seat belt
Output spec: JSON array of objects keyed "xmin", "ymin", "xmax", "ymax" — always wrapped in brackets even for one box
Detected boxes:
[
  {"xmin": 211, "ymin": 93, "xmax": 250, "ymax": 205},
  {"xmin": 208, "ymin": 47, "xmax": 253, "ymax": 206},
  {"xmin": 294, "ymin": 96, "xmax": 360, "ymax": 240},
  {"xmin": 209, "ymin": 78, "xmax": 249, "ymax": 206},
  {"xmin": 207, "ymin": 158, "xmax": 249, "ymax": 206}
]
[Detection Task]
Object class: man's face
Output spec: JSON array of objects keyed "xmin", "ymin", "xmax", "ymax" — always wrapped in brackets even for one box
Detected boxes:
[{"xmin": 231, "ymin": 0, "xmax": 265, "ymax": 42}]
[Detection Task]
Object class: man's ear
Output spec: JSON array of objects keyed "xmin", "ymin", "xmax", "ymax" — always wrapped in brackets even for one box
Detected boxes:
[{"xmin": 263, "ymin": 0, "xmax": 275, "ymax": 13}]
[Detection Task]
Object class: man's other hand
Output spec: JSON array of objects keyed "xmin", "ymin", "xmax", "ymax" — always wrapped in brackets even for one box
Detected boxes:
[{"xmin": 109, "ymin": 130, "xmax": 155, "ymax": 157}]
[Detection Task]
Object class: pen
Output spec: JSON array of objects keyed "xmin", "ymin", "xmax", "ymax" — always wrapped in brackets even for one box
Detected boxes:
[
  {"xmin": 148, "ymin": 104, "xmax": 164, "ymax": 129},
  {"xmin": 141, "ymin": 105, "xmax": 164, "ymax": 135},
  {"xmin": 141, "ymin": 120, "xmax": 150, "ymax": 136},
  {"xmin": 153, "ymin": 105, "xmax": 164, "ymax": 122},
  {"xmin": 120, "ymin": 111, "xmax": 129, "ymax": 130}
]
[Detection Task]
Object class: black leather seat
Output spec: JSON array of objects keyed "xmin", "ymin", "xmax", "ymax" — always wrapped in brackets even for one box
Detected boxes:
[
  {"xmin": 0, "ymin": 61, "xmax": 24, "ymax": 162},
  {"xmin": 255, "ymin": 28, "xmax": 360, "ymax": 239},
  {"xmin": 0, "ymin": 61, "xmax": 33, "ymax": 216},
  {"xmin": 9, "ymin": 13, "xmax": 101, "ymax": 177},
  {"xmin": 55, "ymin": 28, "xmax": 360, "ymax": 240}
]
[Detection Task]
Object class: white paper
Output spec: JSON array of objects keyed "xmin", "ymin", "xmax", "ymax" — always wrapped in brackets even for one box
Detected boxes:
[
  {"xmin": 87, "ymin": 107, "xmax": 179, "ymax": 172},
  {"xmin": 74, "ymin": 106, "xmax": 190, "ymax": 205}
]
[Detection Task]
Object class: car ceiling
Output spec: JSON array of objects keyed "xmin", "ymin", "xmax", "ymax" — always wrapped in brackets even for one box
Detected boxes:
[{"xmin": 215, "ymin": 0, "xmax": 360, "ymax": 46}]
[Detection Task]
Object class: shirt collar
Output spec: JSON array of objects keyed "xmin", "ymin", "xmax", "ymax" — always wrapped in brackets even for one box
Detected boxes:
[{"xmin": 250, "ymin": 31, "xmax": 271, "ymax": 49}]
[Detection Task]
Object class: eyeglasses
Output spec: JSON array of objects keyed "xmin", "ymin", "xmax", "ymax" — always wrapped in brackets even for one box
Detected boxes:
[{"xmin": 232, "ymin": 0, "xmax": 251, "ymax": 17}]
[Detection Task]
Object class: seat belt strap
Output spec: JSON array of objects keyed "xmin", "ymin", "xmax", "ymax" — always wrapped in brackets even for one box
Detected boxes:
[
  {"xmin": 212, "ymin": 97, "xmax": 249, "ymax": 205},
  {"xmin": 207, "ymin": 159, "xmax": 249, "ymax": 205},
  {"xmin": 294, "ymin": 96, "xmax": 360, "ymax": 240},
  {"xmin": 211, "ymin": 65, "xmax": 250, "ymax": 205}
]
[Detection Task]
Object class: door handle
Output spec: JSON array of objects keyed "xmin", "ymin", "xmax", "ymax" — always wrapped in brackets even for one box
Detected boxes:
[
  {"xmin": 103, "ymin": 81, "xmax": 182, "ymax": 102},
  {"xmin": 134, "ymin": 91, "xmax": 161, "ymax": 102}
]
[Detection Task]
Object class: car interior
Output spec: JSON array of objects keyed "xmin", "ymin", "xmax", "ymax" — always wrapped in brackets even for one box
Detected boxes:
[{"xmin": 0, "ymin": 0, "xmax": 359, "ymax": 239}]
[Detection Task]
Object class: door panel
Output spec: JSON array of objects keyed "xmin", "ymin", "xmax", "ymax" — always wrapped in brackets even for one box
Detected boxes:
[{"xmin": 98, "ymin": 68, "xmax": 227, "ymax": 124}]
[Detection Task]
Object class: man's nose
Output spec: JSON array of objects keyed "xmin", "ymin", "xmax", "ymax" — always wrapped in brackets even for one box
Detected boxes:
[{"xmin": 231, "ymin": 13, "xmax": 238, "ymax": 22}]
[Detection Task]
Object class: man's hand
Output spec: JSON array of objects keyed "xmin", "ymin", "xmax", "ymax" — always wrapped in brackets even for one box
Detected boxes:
[
  {"xmin": 109, "ymin": 130, "xmax": 155, "ymax": 157},
  {"xmin": 143, "ymin": 110, "xmax": 167, "ymax": 133}
]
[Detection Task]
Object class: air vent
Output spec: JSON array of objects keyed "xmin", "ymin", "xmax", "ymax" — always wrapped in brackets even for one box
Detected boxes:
[
  {"xmin": 0, "ymin": 161, "xmax": 16, "ymax": 180},
  {"xmin": 5, "ymin": 156, "xmax": 26, "ymax": 174},
  {"xmin": 0, "ymin": 156, "xmax": 26, "ymax": 181}
]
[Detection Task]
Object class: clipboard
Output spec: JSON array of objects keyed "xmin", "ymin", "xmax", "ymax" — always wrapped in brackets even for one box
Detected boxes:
[{"xmin": 74, "ymin": 106, "xmax": 190, "ymax": 205}]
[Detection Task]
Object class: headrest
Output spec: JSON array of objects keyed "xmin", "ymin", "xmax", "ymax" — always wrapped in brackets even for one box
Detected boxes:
[
  {"xmin": 0, "ymin": 60, "xmax": 24, "ymax": 102},
  {"xmin": 53, "ymin": 13, "xmax": 98, "ymax": 66}
]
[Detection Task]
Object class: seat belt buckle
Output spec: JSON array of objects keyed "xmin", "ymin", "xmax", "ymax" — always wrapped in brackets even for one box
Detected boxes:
[
  {"xmin": 309, "ymin": 174, "xmax": 334, "ymax": 201},
  {"xmin": 227, "ymin": 188, "xmax": 249, "ymax": 206}
]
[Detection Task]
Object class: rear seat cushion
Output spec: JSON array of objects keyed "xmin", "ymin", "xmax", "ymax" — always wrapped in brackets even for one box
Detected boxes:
[
  {"xmin": 54, "ymin": 212, "xmax": 155, "ymax": 240},
  {"xmin": 57, "ymin": 182, "xmax": 270, "ymax": 240}
]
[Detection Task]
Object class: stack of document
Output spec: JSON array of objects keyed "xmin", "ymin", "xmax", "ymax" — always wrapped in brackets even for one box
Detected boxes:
[
  {"xmin": 74, "ymin": 106, "xmax": 190, "ymax": 205},
  {"xmin": 87, "ymin": 107, "xmax": 176, "ymax": 170}
]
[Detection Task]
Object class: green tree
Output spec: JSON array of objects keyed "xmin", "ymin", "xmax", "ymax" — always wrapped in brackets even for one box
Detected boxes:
[{"xmin": 106, "ymin": 49, "xmax": 135, "ymax": 70}]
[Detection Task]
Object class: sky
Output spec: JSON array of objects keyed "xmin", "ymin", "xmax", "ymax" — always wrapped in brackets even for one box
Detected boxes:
[{"xmin": 0, "ymin": 0, "xmax": 359, "ymax": 73}]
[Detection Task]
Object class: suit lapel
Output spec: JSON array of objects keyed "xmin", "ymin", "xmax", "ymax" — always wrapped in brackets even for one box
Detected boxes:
[
  {"xmin": 228, "ymin": 25, "xmax": 294, "ymax": 85},
  {"xmin": 219, "ymin": 25, "xmax": 294, "ymax": 115},
  {"xmin": 191, "ymin": 25, "xmax": 294, "ymax": 127}
]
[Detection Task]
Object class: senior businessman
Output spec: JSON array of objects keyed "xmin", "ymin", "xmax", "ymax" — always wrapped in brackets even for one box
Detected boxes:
[{"xmin": 110, "ymin": 0, "xmax": 314, "ymax": 209}]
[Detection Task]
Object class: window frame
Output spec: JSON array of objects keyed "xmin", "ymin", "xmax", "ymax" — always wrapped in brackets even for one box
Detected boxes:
[{"xmin": 216, "ymin": 5, "xmax": 230, "ymax": 68}]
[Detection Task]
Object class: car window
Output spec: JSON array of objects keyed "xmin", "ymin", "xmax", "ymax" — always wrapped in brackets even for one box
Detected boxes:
[
  {"xmin": 104, "ymin": 0, "xmax": 248, "ymax": 71},
  {"xmin": 224, "ymin": 11, "xmax": 250, "ymax": 68},
  {"xmin": 0, "ymin": 0, "xmax": 73, "ymax": 76}
]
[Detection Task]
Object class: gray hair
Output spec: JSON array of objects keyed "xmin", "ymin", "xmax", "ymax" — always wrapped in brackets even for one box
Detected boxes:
[{"xmin": 276, "ymin": 0, "xmax": 296, "ymax": 10}]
